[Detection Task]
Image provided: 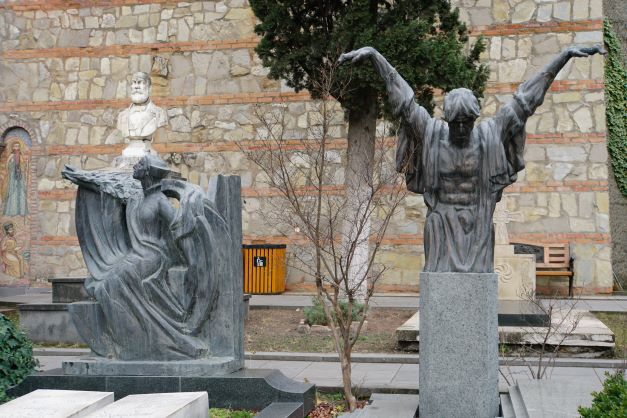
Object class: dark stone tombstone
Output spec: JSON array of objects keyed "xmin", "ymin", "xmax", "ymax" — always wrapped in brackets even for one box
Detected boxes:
[
  {"xmin": 12, "ymin": 155, "xmax": 313, "ymax": 417},
  {"xmin": 58, "ymin": 155, "xmax": 244, "ymax": 374}
]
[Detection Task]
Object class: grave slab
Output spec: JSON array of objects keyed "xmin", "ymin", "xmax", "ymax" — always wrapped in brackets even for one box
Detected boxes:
[
  {"xmin": 0, "ymin": 389, "xmax": 113, "ymax": 418},
  {"xmin": 85, "ymin": 392, "xmax": 208, "ymax": 418},
  {"xmin": 397, "ymin": 308, "xmax": 613, "ymax": 356}
]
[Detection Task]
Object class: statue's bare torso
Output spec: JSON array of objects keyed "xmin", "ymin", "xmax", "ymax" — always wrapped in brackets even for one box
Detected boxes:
[{"xmin": 438, "ymin": 136, "xmax": 480, "ymax": 206}]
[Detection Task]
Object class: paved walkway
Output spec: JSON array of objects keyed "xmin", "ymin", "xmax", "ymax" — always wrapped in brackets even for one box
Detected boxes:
[
  {"xmin": 2, "ymin": 288, "xmax": 626, "ymax": 312},
  {"xmin": 34, "ymin": 351, "xmax": 621, "ymax": 393},
  {"xmin": 249, "ymin": 293, "xmax": 627, "ymax": 312}
]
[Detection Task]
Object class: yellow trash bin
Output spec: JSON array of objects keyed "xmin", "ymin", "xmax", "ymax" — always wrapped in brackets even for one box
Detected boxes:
[{"xmin": 242, "ymin": 244, "xmax": 287, "ymax": 294}]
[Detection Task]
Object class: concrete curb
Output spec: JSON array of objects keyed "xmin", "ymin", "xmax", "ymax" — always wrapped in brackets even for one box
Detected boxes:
[
  {"xmin": 33, "ymin": 348, "xmax": 626, "ymax": 368},
  {"xmin": 245, "ymin": 352, "xmax": 626, "ymax": 368}
]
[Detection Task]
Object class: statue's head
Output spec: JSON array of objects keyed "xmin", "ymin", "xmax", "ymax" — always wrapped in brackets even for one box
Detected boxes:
[
  {"xmin": 133, "ymin": 154, "xmax": 170, "ymax": 182},
  {"xmin": 130, "ymin": 72, "xmax": 151, "ymax": 105},
  {"xmin": 444, "ymin": 88, "xmax": 480, "ymax": 144},
  {"xmin": 3, "ymin": 222, "xmax": 14, "ymax": 236}
]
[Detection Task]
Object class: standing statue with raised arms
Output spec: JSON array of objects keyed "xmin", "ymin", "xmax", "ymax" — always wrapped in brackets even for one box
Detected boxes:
[{"xmin": 339, "ymin": 45, "xmax": 605, "ymax": 273}]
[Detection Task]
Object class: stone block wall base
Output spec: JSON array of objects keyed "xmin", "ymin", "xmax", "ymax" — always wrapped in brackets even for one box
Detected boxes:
[
  {"xmin": 8, "ymin": 368, "xmax": 315, "ymax": 417},
  {"xmin": 18, "ymin": 303, "xmax": 82, "ymax": 344},
  {"xmin": 418, "ymin": 272, "xmax": 499, "ymax": 418},
  {"xmin": 63, "ymin": 357, "xmax": 244, "ymax": 377}
]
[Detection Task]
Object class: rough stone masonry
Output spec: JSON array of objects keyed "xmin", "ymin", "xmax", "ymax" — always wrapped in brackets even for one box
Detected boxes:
[{"xmin": 0, "ymin": 0, "xmax": 612, "ymax": 294}]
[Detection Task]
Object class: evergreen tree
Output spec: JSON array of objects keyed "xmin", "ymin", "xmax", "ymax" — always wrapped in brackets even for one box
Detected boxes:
[
  {"xmin": 251, "ymin": 0, "xmax": 488, "ymax": 119},
  {"xmin": 250, "ymin": 0, "xmax": 489, "ymax": 410}
]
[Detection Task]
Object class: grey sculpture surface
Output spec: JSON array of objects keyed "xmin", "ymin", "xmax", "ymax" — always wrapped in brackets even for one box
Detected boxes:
[
  {"xmin": 62, "ymin": 155, "xmax": 240, "ymax": 362},
  {"xmin": 339, "ymin": 45, "xmax": 605, "ymax": 273}
]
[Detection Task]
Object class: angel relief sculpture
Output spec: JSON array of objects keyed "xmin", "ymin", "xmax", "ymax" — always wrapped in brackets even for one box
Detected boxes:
[{"xmin": 62, "ymin": 155, "xmax": 236, "ymax": 361}]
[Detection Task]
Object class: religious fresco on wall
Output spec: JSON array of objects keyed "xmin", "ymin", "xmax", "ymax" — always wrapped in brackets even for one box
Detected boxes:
[{"xmin": 0, "ymin": 127, "xmax": 31, "ymax": 283}]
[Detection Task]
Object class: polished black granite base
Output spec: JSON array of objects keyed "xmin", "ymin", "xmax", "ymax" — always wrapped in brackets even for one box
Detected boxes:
[
  {"xmin": 8, "ymin": 368, "xmax": 315, "ymax": 417},
  {"xmin": 497, "ymin": 300, "xmax": 550, "ymax": 327}
]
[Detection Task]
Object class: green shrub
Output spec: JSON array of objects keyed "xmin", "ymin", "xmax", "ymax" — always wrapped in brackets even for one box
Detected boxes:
[
  {"xmin": 604, "ymin": 18, "xmax": 627, "ymax": 198},
  {"xmin": 578, "ymin": 370, "xmax": 627, "ymax": 418},
  {"xmin": 304, "ymin": 298, "xmax": 364, "ymax": 326},
  {"xmin": 0, "ymin": 314, "xmax": 38, "ymax": 403},
  {"xmin": 208, "ymin": 408, "xmax": 254, "ymax": 418}
]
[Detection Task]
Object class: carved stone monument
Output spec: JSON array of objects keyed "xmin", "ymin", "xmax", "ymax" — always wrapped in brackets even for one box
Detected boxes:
[
  {"xmin": 61, "ymin": 155, "xmax": 244, "ymax": 375},
  {"xmin": 11, "ymin": 79, "xmax": 315, "ymax": 418},
  {"xmin": 113, "ymin": 72, "xmax": 167, "ymax": 169},
  {"xmin": 340, "ymin": 44, "xmax": 605, "ymax": 417},
  {"xmin": 493, "ymin": 198, "xmax": 536, "ymax": 300}
]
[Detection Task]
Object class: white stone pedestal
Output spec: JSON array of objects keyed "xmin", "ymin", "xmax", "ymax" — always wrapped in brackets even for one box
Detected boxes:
[
  {"xmin": 419, "ymin": 272, "xmax": 499, "ymax": 418},
  {"xmin": 112, "ymin": 139, "xmax": 158, "ymax": 170},
  {"xmin": 86, "ymin": 392, "xmax": 208, "ymax": 418},
  {"xmin": 0, "ymin": 389, "xmax": 113, "ymax": 418}
]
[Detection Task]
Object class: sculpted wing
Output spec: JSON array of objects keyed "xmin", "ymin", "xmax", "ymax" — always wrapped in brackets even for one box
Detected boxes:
[{"xmin": 61, "ymin": 166, "xmax": 143, "ymax": 278}]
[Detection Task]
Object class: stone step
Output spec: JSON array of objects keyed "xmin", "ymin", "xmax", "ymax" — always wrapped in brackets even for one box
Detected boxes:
[
  {"xmin": 509, "ymin": 385, "xmax": 530, "ymax": 418},
  {"xmin": 0, "ymin": 389, "xmax": 113, "ymax": 418},
  {"xmin": 515, "ymin": 379, "xmax": 603, "ymax": 417},
  {"xmin": 254, "ymin": 402, "xmax": 303, "ymax": 418},
  {"xmin": 85, "ymin": 392, "xmax": 208, "ymax": 418},
  {"xmin": 500, "ymin": 393, "xmax": 516, "ymax": 418},
  {"xmin": 340, "ymin": 393, "xmax": 419, "ymax": 418}
]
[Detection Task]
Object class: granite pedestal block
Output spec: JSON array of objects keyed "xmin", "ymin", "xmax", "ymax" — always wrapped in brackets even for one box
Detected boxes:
[
  {"xmin": 418, "ymin": 272, "xmax": 499, "ymax": 418},
  {"xmin": 49, "ymin": 278, "xmax": 91, "ymax": 303},
  {"xmin": 17, "ymin": 303, "xmax": 82, "ymax": 344}
]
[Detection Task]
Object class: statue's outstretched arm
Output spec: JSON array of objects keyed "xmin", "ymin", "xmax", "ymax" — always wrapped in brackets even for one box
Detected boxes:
[
  {"xmin": 339, "ymin": 47, "xmax": 431, "ymax": 138},
  {"xmin": 512, "ymin": 45, "xmax": 605, "ymax": 117}
]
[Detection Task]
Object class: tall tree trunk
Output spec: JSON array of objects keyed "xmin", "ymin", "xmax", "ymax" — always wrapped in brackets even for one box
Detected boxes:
[
  {"xmin": 341, "ymin": 343, "xmax": 357, "ymax": 411},
  {"xmin": 343, "ymin": 89, "xmax": 377, "ymax": 300}
]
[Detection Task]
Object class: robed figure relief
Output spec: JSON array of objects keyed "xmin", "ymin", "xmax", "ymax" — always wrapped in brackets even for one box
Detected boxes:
[
  {"xmin": 62, "ymin": 155, "xmax": 233, "ymax": 360},
  {"xmin": 1, "ymin": 222, "xmax": 25, "ymax": 278},
  {"xmin": 340, "ymin": 45, "xmax": 605, "ymax": 273},
  {"xmin": 3, "ymin": 140, "xmax": 29, "ymax": 217}
]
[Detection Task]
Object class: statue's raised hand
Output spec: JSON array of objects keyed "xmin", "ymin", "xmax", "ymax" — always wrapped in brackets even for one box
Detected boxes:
[
  {"xmin": 568, "ymin": 44, "xmax": 606, "ymax": 57},
  {"xmin": 338, "ymin": 47, "xmax": 376, "ymax": 65}
]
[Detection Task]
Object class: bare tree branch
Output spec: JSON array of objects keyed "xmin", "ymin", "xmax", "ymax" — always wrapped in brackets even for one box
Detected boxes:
[{"xmin": 240, "ymin": 61, "xmax": 406, "ymax": 411}]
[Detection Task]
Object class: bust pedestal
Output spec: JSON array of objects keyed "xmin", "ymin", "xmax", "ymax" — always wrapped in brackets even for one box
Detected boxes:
[
  {"xmin": 419, "ymin": 272, "xmax": 499, "ymax": 418},
  {"xmin": 112, "ymin": 138, "xmax": 158, "ymax": 170}
]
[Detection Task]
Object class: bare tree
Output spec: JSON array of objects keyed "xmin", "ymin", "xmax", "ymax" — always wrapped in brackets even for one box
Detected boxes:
[
  {"xmin": 499, "ymin": 287, "xmax": 584, "ymax": 384},
  {"xmin": 242, "ymin": 62, "xmax": 407, "ymax": 411}
]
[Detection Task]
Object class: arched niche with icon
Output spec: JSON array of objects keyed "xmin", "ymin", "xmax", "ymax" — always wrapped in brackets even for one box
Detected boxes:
[{"xmin": 0, "ymin": 127, "xmax": 32, "ymax": 284}]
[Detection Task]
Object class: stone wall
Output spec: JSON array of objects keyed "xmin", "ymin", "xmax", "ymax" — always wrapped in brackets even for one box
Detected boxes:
[{"xmin": 0, "ymin": 0, "xmax": 613, "ymax": 294}]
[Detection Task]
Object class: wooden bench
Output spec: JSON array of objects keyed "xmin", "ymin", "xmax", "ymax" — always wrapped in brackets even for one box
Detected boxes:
[{"xmin": 512, "ymin": 242, "xmax": 575, "ymax": 297}]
